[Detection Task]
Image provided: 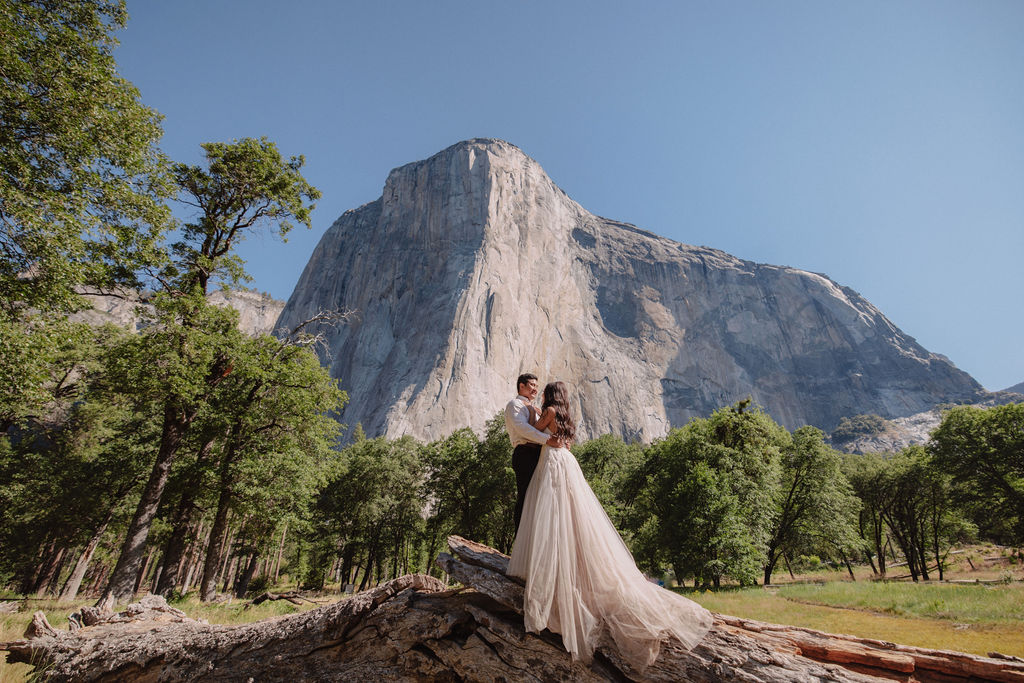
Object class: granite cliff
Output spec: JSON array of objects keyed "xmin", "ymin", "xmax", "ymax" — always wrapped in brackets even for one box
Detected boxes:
[
  {"xmin": 75, "ymin": 289, "xmax": 284, "ymax": 337},
  {"xmin": 278, "ymin": 139, "xmax": 984, "ymax": 442}
]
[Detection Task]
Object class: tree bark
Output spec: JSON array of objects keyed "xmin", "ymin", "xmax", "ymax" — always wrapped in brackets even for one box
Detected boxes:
[
  {"xmin": 96, "ymin": 405, "xmax": 186, "ymax": 609},
  {"xmin": 200, "ymin": 450, "xmax": 236, "ymax": 601},
  {"xmin": 156, "ymin": 437, "xmax": 216, "ymax": 596},
  {"xmin": 840, "ymin": 551, "xmax": 856, "ymax": 581},
  {"xmin": 38, "ymin": 546, "xmax": 68, "ymax": 597},
  {"xmin": 58, "ymin": 515, "xmax": 111, "ymax": 602},
  {"xmin": 7, "ymin": 537, "xmax": 1024, "ymax": 682},
  {"xmin": 134, "ymin": 547, "xmax": 156, "ymax": 595},
  {"xmin": 234, "ymin": 553, "xmax": 260, "ymax": 598},
  {"xmin": 28, "ymin": 538, "xmax": 59, "ymax": 596},
  {"xmin": 273, "ymin": 522, "xmax": 287, "ymax": 582},
  {"xmin": 763, "ymin": 551, "xmax": 778, "ymax": 586}
]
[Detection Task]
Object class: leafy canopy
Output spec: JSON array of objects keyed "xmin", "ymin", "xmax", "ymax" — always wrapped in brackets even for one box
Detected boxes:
[{"xmin": 1, "ymin": 0, "xmax": 172, "ymax": 315}]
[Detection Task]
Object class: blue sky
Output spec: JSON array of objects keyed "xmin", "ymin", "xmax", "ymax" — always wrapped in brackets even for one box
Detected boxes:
[{"xmin": 115, "ymin": 1, "xmax": 1024, "ymax": 391}]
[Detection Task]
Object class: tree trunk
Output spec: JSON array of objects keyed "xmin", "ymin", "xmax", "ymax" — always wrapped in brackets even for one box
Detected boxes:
[
  {"xmin": 273, "ymin": 522, "xmax": 288, "ymax": 582},
  {"xmin": 338, "ymin": 545, "xmax": 354, "ymax": 592},
  {"xmin": 839, "ymin": 549, "xmax": 856, "ymax": 581},
  {"xmin": 357, "ymin": 552, "xmax": 374, "ymax": 592},
  {"xmin": 33, "ymin": 544, "xmax": 66, "ymax": 598},
  {"xmin": 763, "ymin": 548, "xmax": 779, "ymax": 586},
  {"xmin": 865, "ymin": 550, "xmax": 878, "ymax": 575},
  {"xmin": 41, "ymin": 546, "xmax": 69, "ymax": 597},
  {"xmin": 156, "ymin": 438, "xmax": 216, "ymax": 596},
  {"xmin": 234, "ymin": 553, "xmax": 261, "ymax": 598},
  {"xmin": 223, "ymin": 554, "xmax": 240, "ymax": 594},
  {"xmin": 200, "ymin": 502, "xmax": 231, "ymax": 600},
  {"xmin": 85, "ymin": 562, "xmax": 110, "ymax": 598},
  {"xmin": 59, "ymin": 516, "xmax": 111, "ymax": 601},
  {"xmin": 181, "ymin": 523, "xmax": 207, "ymax": 594},
  {"xmin": 97, "ymin": 406, "xmax": 186, "ymax": 609},
  {"xmin": 200, "ymin": 446, "xmax": 236, "ymax": 601},
  {"xmin": 134, "ymin": 547, "xmax": 156, "ymax": 594},
  {"xmin": 27, "ymin": 538, "xmax": 57, "ymax": 595}
]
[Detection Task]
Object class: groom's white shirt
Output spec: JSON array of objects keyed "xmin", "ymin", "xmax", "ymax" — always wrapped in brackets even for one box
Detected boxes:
[{"xmin": 505, "ymin": 394, "xmax": 550, "ymax": 448}]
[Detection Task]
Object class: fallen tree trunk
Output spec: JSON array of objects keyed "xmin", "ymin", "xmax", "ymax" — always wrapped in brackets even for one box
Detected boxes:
[{"xmin": 1, "ymin": 537, "xmax": 1022, "ymax": 682}]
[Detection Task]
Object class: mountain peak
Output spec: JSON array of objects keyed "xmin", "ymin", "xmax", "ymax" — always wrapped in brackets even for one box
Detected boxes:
[{"xmin": 279, "ymin": 142, "xmax": 984, "ymax": 442}]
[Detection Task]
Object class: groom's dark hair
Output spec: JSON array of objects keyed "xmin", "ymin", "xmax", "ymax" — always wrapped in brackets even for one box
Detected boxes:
[{"xmin": 517, "ymin": 373, "xmax": 537, "ymax": 391}]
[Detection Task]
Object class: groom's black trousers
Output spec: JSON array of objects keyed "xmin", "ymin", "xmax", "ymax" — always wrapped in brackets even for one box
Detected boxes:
[{"xmin": 512, "ymin": 443, "xmax": 542, "ymax": 534}]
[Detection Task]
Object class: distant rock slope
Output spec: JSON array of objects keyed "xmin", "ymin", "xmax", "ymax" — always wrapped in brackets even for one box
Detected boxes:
[
  {"xmin": 832, "ymin": 392, "xmax": 1024, "ymax": 454},
  {"xmin": 75, "ymin": 289, "xmax": 284, "ymax": 337},
  {"xmin": 278, "ymin": 139, "xmax": 985, "ymax": 442},
  {"xmin": 1004, "ymin": 380, "xmax": 1024, "ymax": 395}
]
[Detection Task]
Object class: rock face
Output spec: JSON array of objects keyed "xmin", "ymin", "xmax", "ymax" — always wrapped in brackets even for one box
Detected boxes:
[
  {"xmin": 74, "ymin": 289, "xmax": 284, "ymax": 337},
  {"xmin": 832, "ymin": 392, "xmax": 1024, "ymax": 454},
  {"xmin": 206, "ymin": 289, "xmax": 285, "ymax": 336},
  {"xmin": 831, "ymin": 410, "xmax": 944, "ymax": 454},
  {"xmin": 278, "ymin": 139, "xmax": 984, "ymax": 442}
]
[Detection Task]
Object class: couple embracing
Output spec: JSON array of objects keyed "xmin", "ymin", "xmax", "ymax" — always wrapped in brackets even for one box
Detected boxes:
[{"xmin": 503, "ymin": 373, "xmax": 712, "ymax": 671}]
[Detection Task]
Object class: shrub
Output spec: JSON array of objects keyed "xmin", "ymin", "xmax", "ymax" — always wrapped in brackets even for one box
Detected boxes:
[{"xmin": 831, "ymin": 414, "xmax": 889, "ymax": 442}]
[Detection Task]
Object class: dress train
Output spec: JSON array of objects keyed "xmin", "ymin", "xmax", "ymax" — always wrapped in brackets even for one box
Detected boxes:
[{"xmin": 508, "ymin": 444, "xmax": 712, "ymax": 670}]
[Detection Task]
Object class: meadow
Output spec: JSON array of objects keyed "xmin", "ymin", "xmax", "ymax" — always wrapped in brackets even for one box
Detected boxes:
[{"xmin": 687, "ymin": 544, "xmax": 1024, "ymax": 657}]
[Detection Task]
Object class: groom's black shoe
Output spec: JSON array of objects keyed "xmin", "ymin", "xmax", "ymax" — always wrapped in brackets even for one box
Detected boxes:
[{"xmin": 512, "ymin": 443, "xmax": 542, "ymax": 534}]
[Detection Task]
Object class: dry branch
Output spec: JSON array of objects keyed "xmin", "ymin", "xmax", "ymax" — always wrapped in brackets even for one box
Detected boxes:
[{"xmin": 249, "ymin": 590, "xmax": 319, "ymax": 607}]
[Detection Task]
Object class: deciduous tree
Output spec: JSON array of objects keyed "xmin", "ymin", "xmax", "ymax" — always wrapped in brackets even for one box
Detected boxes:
[
  {"xmin": 930, "ymin": 403, "xmax": 1024, "ymax": 544},
  {"xmin": 763, "ymin": 427, "xmax": 860, "ymax": 585},
  {"xmin": 97, "ymin": 138, "xmax": 320, "ymax": 608}
]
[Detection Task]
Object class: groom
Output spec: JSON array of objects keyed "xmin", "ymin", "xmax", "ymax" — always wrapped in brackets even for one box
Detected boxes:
[{"xmin": 505, "ymin": 373, "xmax": 562, "ymax": 533}]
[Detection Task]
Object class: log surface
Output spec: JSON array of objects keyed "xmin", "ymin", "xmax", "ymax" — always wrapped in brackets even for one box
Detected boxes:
[{"xmin": 1, "ymin": 537, "xmax": 1021, "ymax": 682}]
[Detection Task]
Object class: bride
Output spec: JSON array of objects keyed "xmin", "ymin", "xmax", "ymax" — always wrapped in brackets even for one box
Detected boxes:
[{"xmin": 507, "ymin": 381, "xmax": 712, "ymax": 671}]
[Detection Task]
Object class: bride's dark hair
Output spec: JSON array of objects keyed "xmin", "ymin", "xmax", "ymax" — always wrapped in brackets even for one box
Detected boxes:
[{"xmin": 542, "ymin": 381, "xmax": 576, "ymax": 444}]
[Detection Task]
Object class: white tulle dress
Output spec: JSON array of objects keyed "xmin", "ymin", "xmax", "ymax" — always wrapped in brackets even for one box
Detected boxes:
[{"xmin": 507, "ymin": 441, "xmax": 712, "ymax": 671}]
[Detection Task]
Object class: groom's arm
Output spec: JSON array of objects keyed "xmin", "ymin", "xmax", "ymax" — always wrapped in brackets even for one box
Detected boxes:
[{"xmin": 506, "ymin": 401, "xmax": 559, "ymax": 446}]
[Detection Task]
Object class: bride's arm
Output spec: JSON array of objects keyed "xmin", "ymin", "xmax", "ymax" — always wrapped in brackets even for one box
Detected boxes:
[{"xmin": 533, "ymin": 407, "xmax": 556, "ymax": 433}]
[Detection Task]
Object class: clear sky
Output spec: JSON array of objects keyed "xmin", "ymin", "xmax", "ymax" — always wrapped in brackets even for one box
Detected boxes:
[{"xmin": 114, "ymin": 1, "xmax": 1024, "ymax": 392}]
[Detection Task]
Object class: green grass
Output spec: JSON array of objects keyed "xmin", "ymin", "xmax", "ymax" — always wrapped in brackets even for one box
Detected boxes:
[
  {"xmin": 168, "ymin": 594, "xmax": 323, "ymax": 625},
  {"xmin": 1, "ymin": 598, "xmax": 93, "ymax": 683},
  {"xmin": 686, "ymin": 581, "xmax": 1024, "ymax": 657},
  {"xmin": 774, "ymin": 581, "xmax": 1024, "ymax": 623}
]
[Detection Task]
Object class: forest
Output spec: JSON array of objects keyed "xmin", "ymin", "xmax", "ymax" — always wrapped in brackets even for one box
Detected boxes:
[{"xmin": 3, "ymin": 0, "xmax": 1024, "ymax": 611}]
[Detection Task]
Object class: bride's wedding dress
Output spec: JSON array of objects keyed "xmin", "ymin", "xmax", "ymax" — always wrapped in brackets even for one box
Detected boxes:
[{"xmin": 508, "ymin": 439, "xmax": 712, "ymax": 671}]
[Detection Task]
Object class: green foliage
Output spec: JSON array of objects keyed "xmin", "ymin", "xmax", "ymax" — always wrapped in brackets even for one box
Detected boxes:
[
  {"xmin": 831, "ymin": 414, "xmax": 889, "ymax": 443},
  {"xmin": 97, "ymin": 135, "xmax": 324, "ymax": 605},
  {"xmin": 842, "ymin": 451, "xmax": 891, "ymax": 574},
  {"xmin": 210, "ymin": 331, "xmax": 347, "ymax": 593},
  {"xmin": 306, "ymin": 436, "xmax": 426, "ymax": 590},
  {"xmin": 168, "ymin": 137, "xmax": 320, "ymax": 293},
  {"xmin": 763, "ymin": 426, "xmax": 861, "ymax": 584},
  {"xmin": 930, "ymin": 403, "xmax": 1024, "ymax": 544},
  {"xmin": 572, "ymin": 433, "xmax": 645, "ymax": 531},
  {"xmin": 628, "ymin": 402, "xmax": 786, "ymax": 588},
  {"xmin": 424, "ymin": 414, "xmax": 516, "ymax": 554},
  {"xmin": 0, "ymin": 0, "xmax": 172, "ymax": 316},
  {"xmin": 846, "ymin": 446, "xmax": 974, "ymax": 582},
  {"xmin": 0, "ymin": 323, "xmax": 159, "ymax": 592}
]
